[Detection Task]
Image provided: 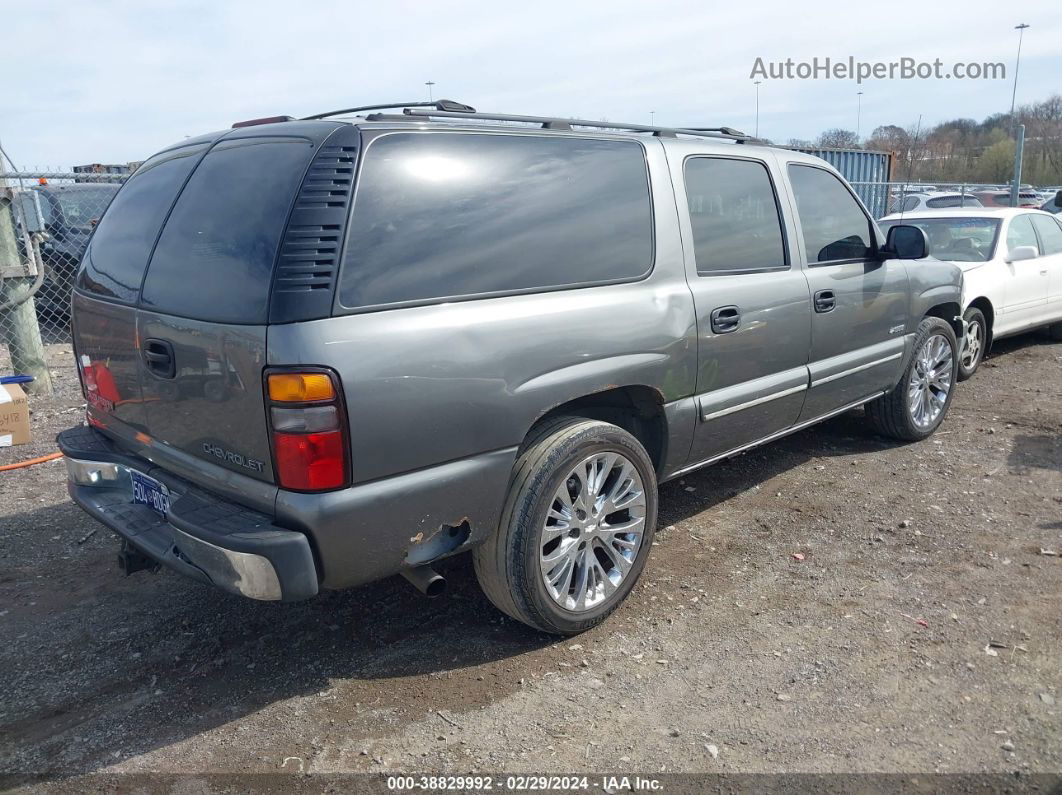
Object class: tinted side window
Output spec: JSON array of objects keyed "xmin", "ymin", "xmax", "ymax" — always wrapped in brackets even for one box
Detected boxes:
[
  {"xmin": 788, "ymin": 165, "xmax": 874, "ymax": 263},
  {"xmin": 337, "ymin": 133, "xmax": 652, "ymax": 309},
  {"xmin": 77, "ymin": 146, "xmax": 204, "ymax": 303},
  {"xmin": 900, "ymin": 196, "xmax": 919, "ymax": 212},
  {"xmin": 1031, "ymin": 214, "xmax": 1062, "ymax": 255},
  {"xmin": 141, "ymin": 138, "xmax": 315, "ymax": 324},
  {"xmin": 683, "ymin": 157, "xmax": 786, "ymax": 275},
  {"xmin": 1006, "ymin": 215, "xmax": 1039, "ymax": 255}
]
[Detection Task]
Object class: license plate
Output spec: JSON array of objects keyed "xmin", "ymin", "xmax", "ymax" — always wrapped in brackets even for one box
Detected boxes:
[{"xmin": 131, "ymin": 471, "xmax": 170, "ymax": 517}]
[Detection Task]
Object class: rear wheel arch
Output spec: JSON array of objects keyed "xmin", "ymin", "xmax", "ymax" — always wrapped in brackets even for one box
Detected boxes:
[{"xmin": 527, "ymin": 385, "xmax": 668, "ymax": 477}]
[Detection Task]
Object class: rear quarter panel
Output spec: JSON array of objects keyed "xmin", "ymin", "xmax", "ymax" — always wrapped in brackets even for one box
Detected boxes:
[{"xmin": 267, "ymin": 139, "xmax": 697, "ymax": 485}]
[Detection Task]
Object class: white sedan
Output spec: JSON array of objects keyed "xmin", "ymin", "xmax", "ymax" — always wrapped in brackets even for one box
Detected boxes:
[{"xmin": 879, "ymin": 208, "xmax": 1062, "ymax": 379}]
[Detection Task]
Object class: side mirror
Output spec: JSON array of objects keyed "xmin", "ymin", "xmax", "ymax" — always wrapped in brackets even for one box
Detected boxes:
[
  {"xmin": 1006, "ymin": 245, "xmax": 1038, "ymax": 263},
  {"xmin": 884, "ymin": 224, "xmax": 928, "ymax": 260},
  {"xmin": 1055, "ymin": 190, "xmax": 1062, "ymax": 208}
]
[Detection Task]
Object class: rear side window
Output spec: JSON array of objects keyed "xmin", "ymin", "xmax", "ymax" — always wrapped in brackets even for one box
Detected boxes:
[
  {"xmin": 788, "ymin": 164, "xmax": 875, "ymax": 263},
  {"xmin": 337, "ymin": 133, "xmax": 652, "ymax": 310},
  {"xmin": 1031, "ymin": 214, "xmax": 1062, "ymax": 255},
  {"xmin": 140, "ymin": 138, "xmax": 315, "ymax": 324},
  {"xmin": 683, "ymin": 157, "xmax": 786, "ymax": 275},
  {"xmin": 1006, "ymin": 215, "xmax": 1039, "ymax": 254},
  {"xmin": 77, "ymin": 146, "xmax": 204, "ymax": 303}
]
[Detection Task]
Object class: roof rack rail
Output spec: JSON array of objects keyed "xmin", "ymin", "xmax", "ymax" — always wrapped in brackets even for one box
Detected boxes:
[
  {"xmin": 401, "ymin": 108, "xmax": 756, "ymax": 142},
  {"xmin": 302, "ymin": 99, "xmax": 475, "ymax": 121}
]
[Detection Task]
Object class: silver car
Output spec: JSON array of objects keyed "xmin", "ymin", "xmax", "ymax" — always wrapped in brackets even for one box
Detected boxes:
[{"xmin": 59, "ymin": 101, "xmax": 964, "ymax": 634}]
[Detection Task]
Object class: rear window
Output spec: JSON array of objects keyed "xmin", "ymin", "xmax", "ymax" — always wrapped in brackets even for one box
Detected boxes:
[
  {"xmin": 926, "ymin": 195, "xmax": 982, "ymax": 208},
  {"xmin": 140, "ymin": 137, "xmax": 315, "ymax": 324},
  {"xmin": 336, "ymin": 132, "xmax": 653, "ymax": 310},
  {"xmin": 77, "ymin": 145, "xmax": 204, "ymax": 304}
]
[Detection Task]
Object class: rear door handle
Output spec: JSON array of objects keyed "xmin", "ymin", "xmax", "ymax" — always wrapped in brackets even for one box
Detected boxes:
[
  {"xmin": 814, "ymin": 290, "xmax": 836, "ymax": 313},
  {"xmin": 710, "ymin": 305, "xmax": 740, "ymax": 334},
  {"xmin": 142, "ymin": 338, "xmax": 176, "ymax": 379}
]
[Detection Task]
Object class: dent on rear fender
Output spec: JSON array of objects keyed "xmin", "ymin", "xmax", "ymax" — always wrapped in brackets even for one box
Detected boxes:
[
  {"xmin": 514, "ymin": 353, "xmax": 670, "ymax": 397},
  {"xmin": 406, "ymin": 518, "xmax": 472, "ymax": 566}
]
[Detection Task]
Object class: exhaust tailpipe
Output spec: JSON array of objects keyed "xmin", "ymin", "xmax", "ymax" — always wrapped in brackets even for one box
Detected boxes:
[{"xmin": 401, "ymin": 564, "xmax": 446, "ymax": 598}]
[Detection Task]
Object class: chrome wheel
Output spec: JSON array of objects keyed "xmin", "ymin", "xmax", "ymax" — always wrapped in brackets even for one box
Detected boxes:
[
  {"xmin": 961, "ymin": 319, "xmax": 982, "ymax": 369},
  {"xmin": 908, "ymin": 333, "xmax": 954, "ymax": 429},
  {"xmin": 539, "ymin": 452, "xmax": 647, "ymax": 612}
]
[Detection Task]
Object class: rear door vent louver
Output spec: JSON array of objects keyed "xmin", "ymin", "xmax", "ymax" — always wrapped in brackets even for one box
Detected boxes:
[{"xmin": 269, "ymin": 127, "xmax": 360, "ymax": 323}]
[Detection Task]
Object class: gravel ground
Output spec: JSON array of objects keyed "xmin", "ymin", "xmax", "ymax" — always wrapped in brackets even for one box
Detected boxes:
[{"xmin": 1, "ymin": 334, "xmax": 1060, "ymax": 786}]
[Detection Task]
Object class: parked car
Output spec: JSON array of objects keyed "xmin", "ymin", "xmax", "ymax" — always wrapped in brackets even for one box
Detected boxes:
[
  {"xmin": 893, "ymin": 192, "xmax": 983, "ymax": 212},
  {"xmin": 1040, "ymin": 190, "xmax": 1062, "ymax": 215},
  {"xmin": 58, "ymin": 102, "xmax": 964, "ymax": 634},
  {"xmin": 879, "ymin": 207, "xmax": 1062, "ymax": 379},
  {"xmin": 22, "ymin": 182, "xmax": 119, "ymax": 318},
  {"xmin": 975, "ymin": 190, "xmax": 1042, "ymax": 208}
]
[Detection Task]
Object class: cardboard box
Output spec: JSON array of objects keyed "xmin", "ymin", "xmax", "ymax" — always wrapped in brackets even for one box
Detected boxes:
[{"xmin": 0, "ymin": 383, "xmax": 31, "ymax": 447}]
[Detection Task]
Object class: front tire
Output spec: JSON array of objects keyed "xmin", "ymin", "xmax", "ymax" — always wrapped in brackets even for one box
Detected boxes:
[
  {"xmin": 957, "ymin": 307, "xmax": 986, "ymax": 381},
  {"xmin": 866, "ymin": 316, "xmax": 958, "ymax": 441},
  {"xmin": 473, "ymin": 417, "xmax": 658, "ymax": 635}
]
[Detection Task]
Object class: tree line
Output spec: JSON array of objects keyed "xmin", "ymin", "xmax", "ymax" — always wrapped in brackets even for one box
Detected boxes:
[{"xmin": 785, "ymin": 94, "xmax": 1062, "ymax": 186}]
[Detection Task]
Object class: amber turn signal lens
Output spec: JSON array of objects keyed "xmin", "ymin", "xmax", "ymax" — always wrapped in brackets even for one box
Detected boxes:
[{"xmin": 267, "ymin": 373, "xmax": 335, "ymax": 403}]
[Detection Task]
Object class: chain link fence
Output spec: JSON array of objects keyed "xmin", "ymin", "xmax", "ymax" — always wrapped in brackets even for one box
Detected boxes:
[
  {"xmin": 848, "ymin": 180, "xmax": 1036, "ymax": 219},
  {"xmin": 0, "ymin": 171, "xmax": 126, "ymax": 392}
]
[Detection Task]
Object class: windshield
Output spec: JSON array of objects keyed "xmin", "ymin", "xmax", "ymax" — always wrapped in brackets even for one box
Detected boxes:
[
  {"xmin": 881, "ymin": 217, "xmax": 1001, "ymax": 262},
  {"xmin": 50, "ymin": 187, "xmax": 118, "ymax": 228}
]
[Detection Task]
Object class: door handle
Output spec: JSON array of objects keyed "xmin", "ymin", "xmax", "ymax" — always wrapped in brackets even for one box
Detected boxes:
[
  {"xmin": 814, "ymin": 289, "xmax": 836, "ymax": 313},
  {"xmin": 710, "ymin": 305, "xmax": 740, "ymax": 334},
  {"xmin": 142, "ymin": 339, "xmax": 176, "ymax": 379}
]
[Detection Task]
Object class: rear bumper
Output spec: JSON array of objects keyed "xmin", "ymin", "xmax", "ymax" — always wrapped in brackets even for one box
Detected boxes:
[{"xmin": 57, "ymin": 425, "xmax": 318, "ymax": 601}]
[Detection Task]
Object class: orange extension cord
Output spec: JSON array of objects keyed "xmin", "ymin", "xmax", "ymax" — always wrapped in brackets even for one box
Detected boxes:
[{"xmin": 0, "ymin": 451, "xmax": 64, "ymax": 471}]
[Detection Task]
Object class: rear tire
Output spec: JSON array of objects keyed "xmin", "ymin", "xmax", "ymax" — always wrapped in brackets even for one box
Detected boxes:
[
  {"xmin": 866, "ymin": 316, "xmax": 958, "ymax": 442},
  {"xmin": 957, "ymin": 307, "xmax": 986, "ymax": 381},
  {"xmin": 474, "ymin": 417, "xmax": 658, "ymax": 635}
]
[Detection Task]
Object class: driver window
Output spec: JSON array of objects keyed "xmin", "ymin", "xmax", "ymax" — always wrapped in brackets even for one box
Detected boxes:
[
  {"xmin": 787, "ymin": 164, "xmax": 875, "ymax": 264},
  {"xmin": 1006, "ymin": 215, "xmax": 1039, "ymax": 256}
]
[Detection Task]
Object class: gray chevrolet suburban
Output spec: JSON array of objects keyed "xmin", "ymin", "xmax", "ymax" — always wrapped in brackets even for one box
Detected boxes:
[{"xmin": 58, "ymin": 101, "xmax": 964, "ymax": 634}]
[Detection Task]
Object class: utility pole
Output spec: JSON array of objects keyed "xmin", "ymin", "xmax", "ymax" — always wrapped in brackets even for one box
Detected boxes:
[
  {"xmin": 1010, "ymin": 23, "xmax": 1029, "ymax": 121},
  {"xmin": 856, "ymin": 91, "xmax": 864, "ymax": 141},
  {"xmin": 753, "ymin": 81, "xmax": 761, "ymax": 138},
  {"xmin": 650, "ymin": 110, "xmax": 655, "ymax": 126},
  {"xmin": 425, "ymin": 81, "xmax": 436, "ymax": 102},
  {"xmin": 0, "ymin": 189, "xmax": 53, "ymax": 394},
  {"xmin": 1010, "ymin": 124, "xmax": 1025, "ymax": 208}
]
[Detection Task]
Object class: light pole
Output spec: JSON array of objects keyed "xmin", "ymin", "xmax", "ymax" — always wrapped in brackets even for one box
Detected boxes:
[
  {"xmin": 1009, "ymin": 23, "xmax": 1029, "ymax": 121},
  {"xmin": 856, "ymin": 91, "xmax": 864, "ymax": 141},
  {"xmin": 753, "ymin": 81, "xmax": 761, "ymax": 138},
  {"xmin": 425, "ymin": 81, "xmax": 436, "ymax": 102},
  {"xmin": 650, "ymin": 110, "xmax": 655, "ymax": 126}
]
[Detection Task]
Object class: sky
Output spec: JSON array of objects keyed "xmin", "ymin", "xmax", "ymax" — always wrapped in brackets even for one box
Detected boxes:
[{"xmin": 4, "ymin": 0, "xmax": 1062, "ymax": 169}]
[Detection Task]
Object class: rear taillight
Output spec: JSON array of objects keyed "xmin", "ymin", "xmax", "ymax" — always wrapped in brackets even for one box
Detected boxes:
[{"xmin": 266, "ymin": 370, "xmax": 348, "ymax": 491}]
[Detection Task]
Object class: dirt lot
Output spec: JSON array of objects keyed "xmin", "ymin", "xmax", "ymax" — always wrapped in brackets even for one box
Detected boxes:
[{"xmin": 1, "ymin": 335, "xmax": 1060, "ymax": 786}]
